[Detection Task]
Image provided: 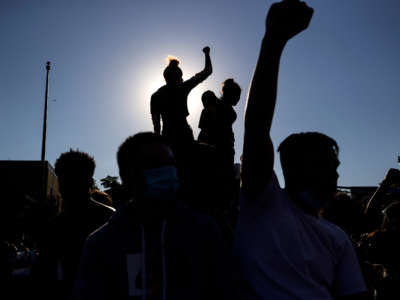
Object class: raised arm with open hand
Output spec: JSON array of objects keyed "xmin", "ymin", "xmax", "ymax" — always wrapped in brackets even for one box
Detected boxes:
[{"xmin": 241, "ymin": 0, "xmax": 313, "ymax": 197}]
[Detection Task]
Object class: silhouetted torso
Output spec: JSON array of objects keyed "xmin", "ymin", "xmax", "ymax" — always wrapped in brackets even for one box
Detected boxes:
[
  {"xmin": 36, "ymin": 198, "xmax": 114, "ymax": 299},
  {"xmin": 151, "ymin": 73, "xmax": 209, "ymax": 148},
  {"xmin": 215, "ymin": 101, "xmax": 237, "ymax": 166}
]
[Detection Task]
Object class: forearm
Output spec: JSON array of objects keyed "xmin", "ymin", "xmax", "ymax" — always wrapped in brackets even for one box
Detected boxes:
[
  {"xmin": 204, "ymin": 52, "xmax": 212, "ymax": 75},
  {"xmin": 151, "ymin": 114, "xmax": 161, "ymax": 134},
  {"xmin": 244, "ymin": 35, "xmax": 285, "ymax": 136},
  {"xmin": 241, "ymin": 35, "xmax": 286, "ymax": 195}
]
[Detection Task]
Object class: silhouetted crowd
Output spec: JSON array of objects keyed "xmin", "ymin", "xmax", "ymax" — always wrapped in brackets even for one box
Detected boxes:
[{"xmin": 2, "ymin": 1, "xmax": 400, "ymax": 299}]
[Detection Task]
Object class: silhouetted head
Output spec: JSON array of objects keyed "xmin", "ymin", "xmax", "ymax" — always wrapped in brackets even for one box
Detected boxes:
[
  {"xmin": 201, "ymin": 90, "xmax": 218, "ymax": 109},
  {"xmin": 382, "ymin": 201, "xmax": 400, "ymax": 233},
  {"xmin": 117, "ymin": 132, "xmax": 178, "ymax": 214},
  {"xmin": 221, "ymin": 78, "xmax": 241, "ymax": 106},
  {"xmin": 278, "ymin": 132, "xmax": 339, "ymax": 213},
  {"xmin": 163, "ymin": 58, "xmax": 183, "ymax": 86},
  {"xmin": 55, "ymin": 149, "xmax": 95, "ymax": 202}
]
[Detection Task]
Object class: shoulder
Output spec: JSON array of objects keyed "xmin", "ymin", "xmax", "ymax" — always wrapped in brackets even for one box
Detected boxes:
[
  {"xmin": 241, "ymin": 171, "xmax": 282, "ymax": 206},
  {"xmin": 319, "ymin": 218, "xmax": 355, "ymax": 253},
  {"xmin": 90, "ymin": 198, "xmax": 115, "ymax": 216},
  {"xmin": 151, "ymin": 86, "xmax": 167, "ymax": 100}
]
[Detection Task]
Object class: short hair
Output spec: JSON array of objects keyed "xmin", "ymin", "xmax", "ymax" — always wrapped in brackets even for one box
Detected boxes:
[
  {"xmin": 163, "ymin": 58, "xmax": 182, "ymax": 83},
  {"xmin": 221, "ymin": 78, "xmax": 241, "ymax": 103},
  {"xmin": 278, "ymin": 132, "xmax": 339, "ymax": 183},
  {"xmin": 117, "ymin": 132, "xmax": 168, "ymax": 184},
  {"xmin": 55, "ymin": 149, "xmax": 95, "ymax": 180},
  {"xmin": 201, "ymin": 90, "xmax": 218, "ymax": 107}
]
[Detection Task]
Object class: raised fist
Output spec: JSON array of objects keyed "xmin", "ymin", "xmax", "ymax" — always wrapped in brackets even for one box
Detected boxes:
[
  {"xmin": 202, "ymin": 46, "xmax": 210, "ymax": 55},
  {"xmin": 266, "ymin": 0, "xmax": 314, "ymax": 42}
]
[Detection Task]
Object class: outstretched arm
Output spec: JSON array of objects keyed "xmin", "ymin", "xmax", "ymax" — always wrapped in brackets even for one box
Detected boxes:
[{"xmin": 241, "ymin": 0, "xmax": 313, "ymax": 197}]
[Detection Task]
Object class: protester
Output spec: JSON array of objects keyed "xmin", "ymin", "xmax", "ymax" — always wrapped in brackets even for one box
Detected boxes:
[
  {"xmin": 35, "ymin": 150, "xmax": 115, "ymax": 300},
  {"xmin": 198, "ymin": 90, "xmax": 218, "ymax": 146},
  {"xmin": 72, "ymin": 133, "xmax": 226, "ymax": 300},
  {"xmin": 232, "ymin": 1, "xmax": 367, "ymax": 299},
  {"xmin": 215, "ymin": 78, "xmax": 241, "ymax": 169},
  {"xmin": 151, "ymin": 47, "xmax": 212, "ymax": 157}
]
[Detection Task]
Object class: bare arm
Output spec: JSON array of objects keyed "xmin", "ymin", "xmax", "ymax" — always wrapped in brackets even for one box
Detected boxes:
[
  {"xmin": 184, "ymin": 47, "xmax": 213, "ymax": 91},
  {"xmin": 241, "ymin": 0, "xmax": 313, "ymax": 197},
  {"xmin": 152, "ymin": 113, "xmax": 161, "ymax": 135}
]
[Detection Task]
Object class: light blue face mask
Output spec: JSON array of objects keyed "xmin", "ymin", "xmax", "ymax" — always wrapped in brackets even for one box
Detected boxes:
[{"xmin": 143, "ymin": 166, "xmax": 179, "ymax": 200}]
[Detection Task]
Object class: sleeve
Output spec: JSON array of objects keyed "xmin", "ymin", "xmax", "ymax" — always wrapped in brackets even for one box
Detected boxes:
[
  {"xmin": 71, "ymin": 238, "xmax": 107, "ymax": 300},
  {"xmin": 332, "ymin": 235, "xmax": 367, "ymax": 297}
]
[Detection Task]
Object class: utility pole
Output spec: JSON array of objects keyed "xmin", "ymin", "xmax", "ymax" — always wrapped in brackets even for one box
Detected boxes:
[{"xmin": 41, "ymin": 61, "xmax": 51, "ymax": 161}]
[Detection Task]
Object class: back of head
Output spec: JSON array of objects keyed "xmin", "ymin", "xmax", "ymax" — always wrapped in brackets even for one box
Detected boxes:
[
  {"xmin": 201, "ymin": 90, "xmax": 218, "ymax": 108},
  {"xmin": 278, "ymin": 132, "xmax": 339, "ymax": 192},
  {"xmin": 221, "ymin": 78, "xmax": 241, "ymax": 106},
  {"xmin": 163, "ymin": 57, "xmax": 183, "ymax": 85},
  {"xmin": 55, "ymin": 149, "xmax": 95, "ymax": 198}
]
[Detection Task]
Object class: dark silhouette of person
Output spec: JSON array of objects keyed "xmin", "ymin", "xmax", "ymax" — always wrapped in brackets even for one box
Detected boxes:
[
  {"xmin": 232, "ymin": 1, "xmax": 367, "ymax": 299},
  {"xmin": 35, "ymin": 150, "xmax": 115, "ymax": 300},
  {"xmin": 72, "ymin": 133, "xmax": 227, "ymax": 300},
  {"xmin": 323, "ymin": 192, "xmax": 367, "ymax": 241},
  {"xmin": 364, "ymin": 168, "xmax": 400, "ymax": 232},
  {"xmin": 215, "ymin": 78, "xmax": 241, "ymax": 168},
  {"xmin": 179, "ymin": 141, "xmax": 237, "ymax": 245},
  {"xmin": 151, "ymin": 47, "xmax": 212, "ymax": 156},
  {"xmin": 197, "ymin": 90, "xmax": 218, "ymax": 145},
  {"xmin": 358, "ymin": 168, "xmax": 400, "ymax": 298}
]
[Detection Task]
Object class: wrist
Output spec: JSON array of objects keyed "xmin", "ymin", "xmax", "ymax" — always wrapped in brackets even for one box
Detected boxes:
[{"xmin": 262, "ymin": 33, "xmax": 287, "ymax": 52}]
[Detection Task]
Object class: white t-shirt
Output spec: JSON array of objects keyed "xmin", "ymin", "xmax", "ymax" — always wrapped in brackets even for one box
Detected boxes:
[{"xmin": 232, "ymin": 172, "xmax": 366, "ymax": 300}]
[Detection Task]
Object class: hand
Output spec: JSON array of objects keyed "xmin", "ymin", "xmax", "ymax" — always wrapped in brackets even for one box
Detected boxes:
[
  {"xmin": 202, "ymin": 46, "xmax": 210, "ymax": 55},
  {"xmin": 266, "ymin": 0, "xmax": 314, "ymax": 42}
]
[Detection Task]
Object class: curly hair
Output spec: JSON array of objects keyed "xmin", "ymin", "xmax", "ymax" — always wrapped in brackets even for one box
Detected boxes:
[{"xmin": 55, "ymin": 149, "xmax": 96, "ymax": 180}]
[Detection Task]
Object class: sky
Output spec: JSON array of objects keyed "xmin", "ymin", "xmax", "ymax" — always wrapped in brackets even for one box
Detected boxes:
[{"xmin": 1, "ymin": 0, "xmax": 400, "ymax": 188}]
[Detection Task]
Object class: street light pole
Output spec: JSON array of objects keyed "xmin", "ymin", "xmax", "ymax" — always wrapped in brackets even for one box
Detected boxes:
[{"xmin": 41, "ymin": 61, "xmax": 51, "ymax": 162}]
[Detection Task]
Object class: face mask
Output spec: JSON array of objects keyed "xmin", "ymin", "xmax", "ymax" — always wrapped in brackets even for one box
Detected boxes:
[
  {"xmin": 143, "ymin": 166, "xmax": 179, "ymax": 200},
  {"xmin": 299, "ymin": 189, "xmax": 328, "ymax": 211}
]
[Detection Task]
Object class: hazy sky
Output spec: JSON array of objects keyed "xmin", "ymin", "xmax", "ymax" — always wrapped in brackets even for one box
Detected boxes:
[{"xmin": 1, "ymin": 0, "xmax": 399, "ymax": 188}]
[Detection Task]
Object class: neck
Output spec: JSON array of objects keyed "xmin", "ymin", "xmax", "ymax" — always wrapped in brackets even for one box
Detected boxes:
[{"xmin": 286, "ymin": 188, "xmax": 320, "ymax": 217}]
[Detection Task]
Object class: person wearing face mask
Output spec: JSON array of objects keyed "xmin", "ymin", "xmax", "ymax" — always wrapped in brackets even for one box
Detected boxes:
[
  {"xmin": 232, "ymin": 1, "xmax": 367, "ymax": 299},
  {"xmin": 72, "ymin": 132, "xmax": 227, "ymax": 300}
]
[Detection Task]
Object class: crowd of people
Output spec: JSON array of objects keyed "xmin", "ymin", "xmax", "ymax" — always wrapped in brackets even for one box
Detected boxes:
[{"xmin": 2, "ymin": 1, "xmax": 400, "ymax": 299}]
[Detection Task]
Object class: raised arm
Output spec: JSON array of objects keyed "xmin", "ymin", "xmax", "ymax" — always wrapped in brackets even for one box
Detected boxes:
[
  {"xmin": 184, "ymin": 46, "xmax": 213, "ymax": 90},
  {"xmin": 241, "ymin": 0, "xmax": 313, "ymax": 197},
  {"xmin": 202, "ymin": 46, "xmax": 212, "ymax": 76}
]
